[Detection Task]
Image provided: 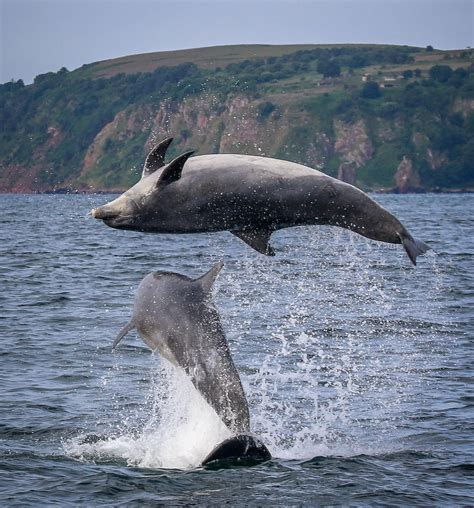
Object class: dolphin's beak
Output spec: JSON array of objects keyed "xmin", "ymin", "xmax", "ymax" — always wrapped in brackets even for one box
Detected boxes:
[
  {"xmin": 90, "ymin": 207, "xmax": 104, "ymax": 219},
  {"xmin": 90, "ymin": 205, "xmax": 119, "ymax": 220},
  {"xmin": 90, "ymin": 195, "xmax": 137, "ymax": 224}
]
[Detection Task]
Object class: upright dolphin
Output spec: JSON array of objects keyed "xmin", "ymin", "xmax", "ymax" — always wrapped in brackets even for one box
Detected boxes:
[
  {"xmin": 112, "ymin": 261, "xmax": 250, "ymax": 435},
  {"xmin": 91, "ymin": 138, "xmax": 429, "ymax": 265}
]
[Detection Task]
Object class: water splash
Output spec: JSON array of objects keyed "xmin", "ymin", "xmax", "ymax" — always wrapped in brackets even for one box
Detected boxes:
[
  {"xmin": 66, "ymin": 224, "xmax": 444, "ymax": 469},
  {"xmin": 218, "ymin": 226, "xmax": 443, "ymax": 460},
  {"xmin": 65, "ymin": 359, "xmax": 231, "ymax": 469}
]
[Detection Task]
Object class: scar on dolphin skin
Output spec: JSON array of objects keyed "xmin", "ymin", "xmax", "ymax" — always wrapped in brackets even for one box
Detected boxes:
[{"xmin": 91, "ymin": 138, "xmax": 430, "ymax": 265}]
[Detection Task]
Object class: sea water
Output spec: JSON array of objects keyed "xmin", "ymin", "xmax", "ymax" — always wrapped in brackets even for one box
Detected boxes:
[{"xmin": 0, "ymin": 193, "xmax": 472, "ymax": 505}]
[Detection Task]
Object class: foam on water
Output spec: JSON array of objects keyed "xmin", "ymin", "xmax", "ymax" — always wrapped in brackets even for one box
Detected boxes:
[{"xmin": 65, "ymin": 360, "xmax": 231, "ymax": 469}]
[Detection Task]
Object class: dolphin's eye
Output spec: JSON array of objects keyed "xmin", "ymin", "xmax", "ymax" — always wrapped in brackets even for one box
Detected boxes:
[{"xmin": 127, "ymin": 196, "xmax": 141, "ymax": 213}]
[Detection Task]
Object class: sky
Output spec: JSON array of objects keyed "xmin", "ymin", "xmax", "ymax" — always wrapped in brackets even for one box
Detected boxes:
[{"xmin": 1, "ymin": 0, "xmax": 473, "ymax": 84}]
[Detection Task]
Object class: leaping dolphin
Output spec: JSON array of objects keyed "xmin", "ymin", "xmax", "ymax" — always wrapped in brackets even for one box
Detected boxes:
[
  {"xmin": 112, "ymin": 261, "xmax": 250, "ymax": 435},
  {"xmin": 91, "ymin": 138, "xmax": 430, "ymax": 265}
]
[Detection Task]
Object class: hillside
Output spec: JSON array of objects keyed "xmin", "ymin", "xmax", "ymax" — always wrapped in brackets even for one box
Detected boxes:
[
  {"xmin": 80, "ymin": 44, "xmax": 325, "ymax": 78},
  {"xmin": 1, "ymin": 44, "xmax": 473, "ymax": 193}
]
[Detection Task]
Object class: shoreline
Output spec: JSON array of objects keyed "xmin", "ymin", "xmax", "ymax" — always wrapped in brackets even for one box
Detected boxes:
[{"xmin": 0, "ymin": 187, "xmax": 472, "ymax": 196}]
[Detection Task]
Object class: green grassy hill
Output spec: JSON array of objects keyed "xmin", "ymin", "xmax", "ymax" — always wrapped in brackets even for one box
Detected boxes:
[
  {"xmin": 82, "ymin": 44, "xmax": 325, "ymax": 78},
  {"xmin": 1, "ymin": 44, "xmax": 473, "ymax": 192}
]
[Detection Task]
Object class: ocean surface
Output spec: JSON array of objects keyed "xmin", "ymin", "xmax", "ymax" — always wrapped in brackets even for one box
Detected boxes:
[{"xmin": 0, "ymin": 193, "xmax": 472, "ymax": 506}]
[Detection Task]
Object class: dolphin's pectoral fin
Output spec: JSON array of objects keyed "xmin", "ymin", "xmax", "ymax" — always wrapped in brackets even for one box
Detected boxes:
[
  {"xmin": 397, "ymin": 232, "xmax": 430, "ymax": 266},
  {"xmin": 231, "ymin": 230, "xmax": 275, "ymax": 256},
  {"xmin": 195, "ymin": 260, "xmax": 224, "ymax": 293},
  {"xmin": 112, "ymin": 319, "xmax": 135, "ymax": 351},
  {"xmin": 156, "ymin": 150, "xmax": 195, "ymax": 187},
  {"xmin": 141, "ymin": 137, "xmax": 173, "ymax": 179}
]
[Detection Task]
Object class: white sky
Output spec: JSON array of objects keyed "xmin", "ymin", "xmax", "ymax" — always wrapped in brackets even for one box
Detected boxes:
[{"xmin": 1, "ymin": 0, "xmax": 473, "ymax": 84}]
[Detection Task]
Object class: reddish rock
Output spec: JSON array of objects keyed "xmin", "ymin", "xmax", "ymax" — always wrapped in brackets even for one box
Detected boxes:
[
  {"xmin": 426, "ymin": 148, "xmax": 448, "ymax": 171},
  {"xmin": 334, "ymin": 119, "xmax": 374, "ymax": 167},
  {"xmin": 394, "ymin": 156, "xmax": 421, "ymax": 193}
]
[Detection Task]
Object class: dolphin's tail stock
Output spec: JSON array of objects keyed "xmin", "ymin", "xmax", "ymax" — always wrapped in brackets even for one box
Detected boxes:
[
  {"xmin": 398, "ymin": 231, "xmax": 430, "ymax": 266},
  {"xmin": 112, "ymin": 319, "xmax": 135, "ymax": 351}
]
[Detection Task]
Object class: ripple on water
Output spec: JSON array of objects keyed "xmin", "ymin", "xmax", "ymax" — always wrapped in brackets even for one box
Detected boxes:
[{"xmin": 0, "ymin": 193, "xmax": 473, "ymax": 505}]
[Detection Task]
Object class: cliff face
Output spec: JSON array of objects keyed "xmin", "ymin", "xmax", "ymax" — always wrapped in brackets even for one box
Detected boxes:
[
  {"xmin": 1, "ymin": 88, "xmax": 471, "ymax": 193},
  {"xmin": 72, "ymin": 96, "xmax": 377, "ymax": 191},
  {"xmin": 334, "ymin": 120, "xmax": 373, "ymax": 186},
  {"xmin": 394, "ymin": 156, "xmax": 422, "ymax": 193},
  {"xmin": 75, "ymin": 94, "xmax": 334, "ymax": 190}
]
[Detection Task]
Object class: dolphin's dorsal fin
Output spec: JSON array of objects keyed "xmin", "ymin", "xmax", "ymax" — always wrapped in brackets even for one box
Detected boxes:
[
  {"xmin": 112, "ymin": 319, "xmax": 135, "ymax": 351},
  {"xmin": 231, "ymin": 230, "xmax": 275, "ymax": 256},
  {"xmin": 195, "ymin": 260, "xmax": 224, "ymax": 293},
  {"xmin": 142, "ymin": 137, "xmax": 173, "ymax": 179},
  {"xmin": 156, "ymin": 150, "xmax": 195, "ymax": 187}
]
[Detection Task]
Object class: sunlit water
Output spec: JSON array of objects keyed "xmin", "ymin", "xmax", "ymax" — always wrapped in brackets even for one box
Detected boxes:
[{"xmin": 0, "ymin": 193, "xmax": 472, "ymax": 505}]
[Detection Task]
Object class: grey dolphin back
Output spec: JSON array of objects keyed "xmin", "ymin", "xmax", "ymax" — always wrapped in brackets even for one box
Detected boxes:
[
  {"xmin": 183, "ymin": 300, "xmax": 251, "ymax": 434},
  {"xmin": 184, "ymin": 260, "xmax": 250, "ymax": 433}
]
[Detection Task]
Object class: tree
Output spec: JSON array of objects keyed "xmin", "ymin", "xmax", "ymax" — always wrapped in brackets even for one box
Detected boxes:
[
  {"xmin": 402, "ymin": 83, "xmax": 423, "ymax": 107},
  {"xmin": 449, "ymin": 67, "xmax": 469, "ymax": 87},
  {"xmin": 402, "ymin": 69, "xmax": 413, "ymax": 79},
  {"xmin": 361, "ymin": 81, "xmax": 381, "ymax": 99},
  {"xmin": 426, "ymin": 45, "xmax": 434, "ymax": 52},
  {"xmin": 348, "ymin": 54, "xmax": 367, "ymax": 69},
  {"xmin": 429, "ymin": 64, "xmax": 453, "ymax": 83},
  {"xmin": 317, "ymin": 59, "xmax": 341, "ymax": 78}
]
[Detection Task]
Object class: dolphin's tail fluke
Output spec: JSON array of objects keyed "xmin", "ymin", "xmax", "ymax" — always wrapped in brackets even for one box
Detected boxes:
[
  {"xmin": 112, "ymin": 319, "xmax": 135, "ymax": 351},
  {"xmin": 201, "ymin": 434, "xmax": 271, "ymax": 467},
  {"xmin": 398, "ymin": 232, "xmax": 430, "ymax": 266}
]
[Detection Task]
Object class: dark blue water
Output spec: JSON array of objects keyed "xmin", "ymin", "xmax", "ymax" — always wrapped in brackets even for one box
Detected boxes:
[{"xmin": 0, "ymin": 193, "xmax": 472, "ymax": 506}]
